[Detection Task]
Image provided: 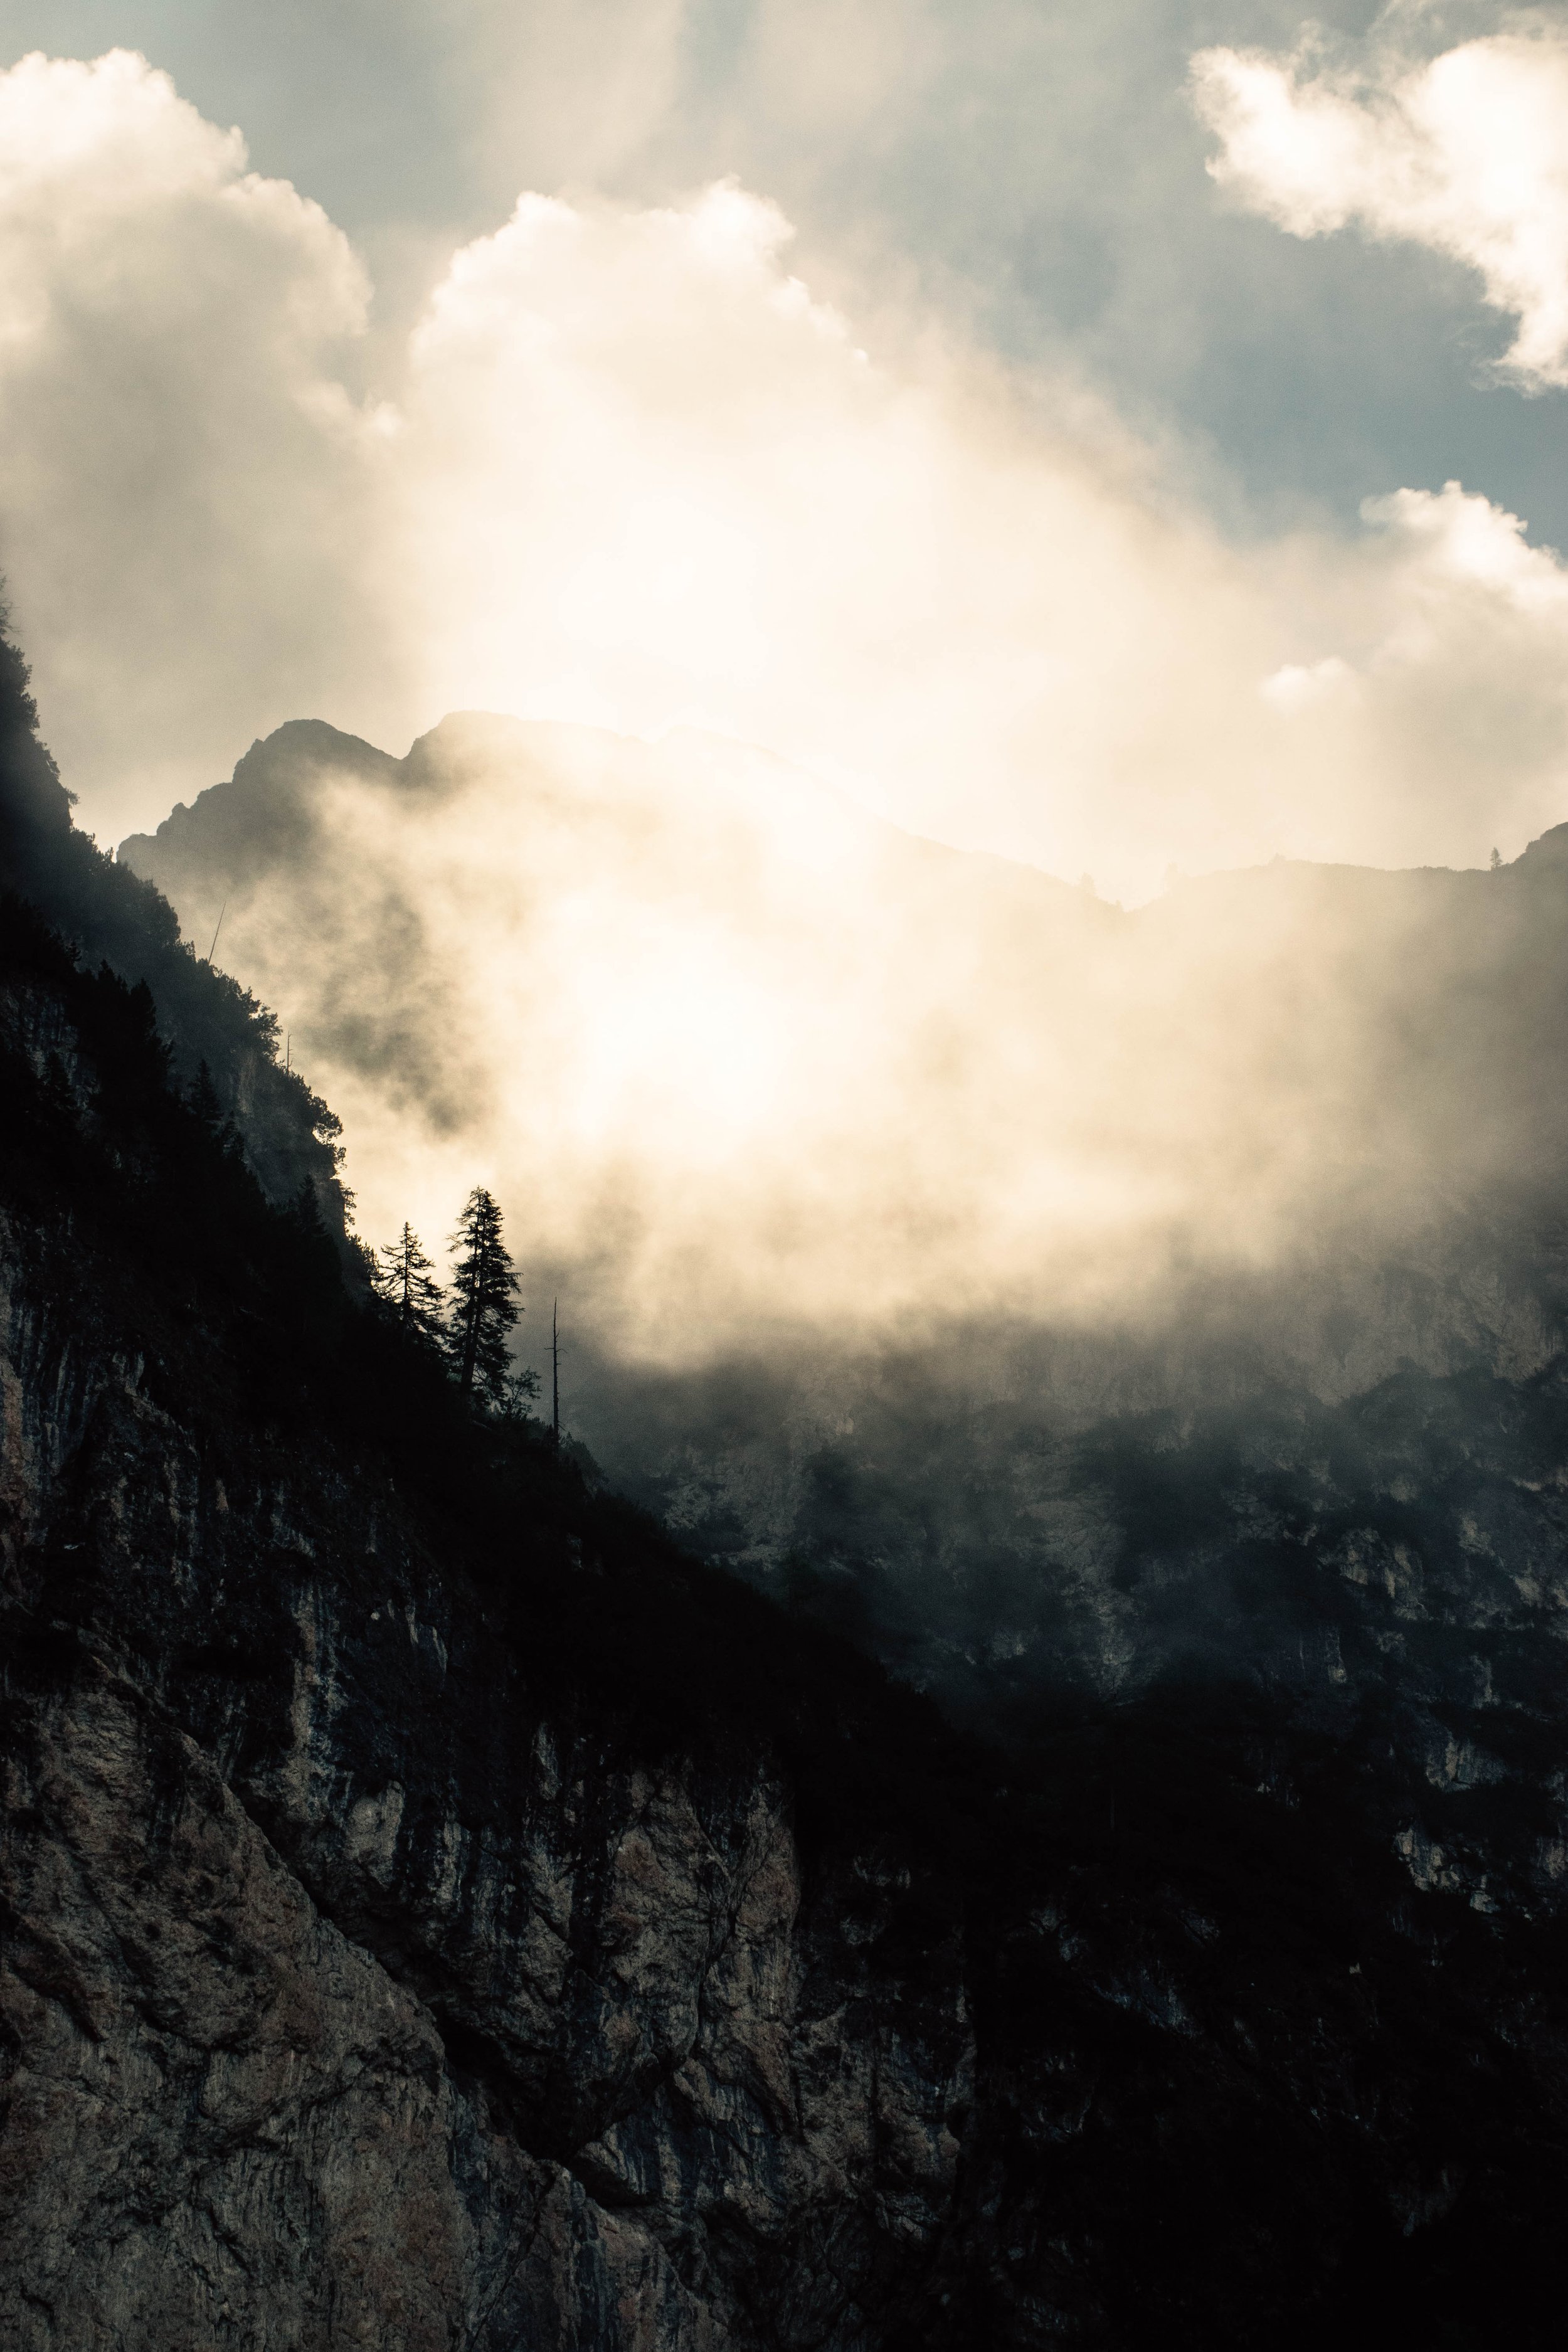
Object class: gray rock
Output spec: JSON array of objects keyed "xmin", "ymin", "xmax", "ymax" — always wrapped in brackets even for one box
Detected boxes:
[{"xmin": 0, "ymin": 1237, "xmax": 970, "ymax": 2350}]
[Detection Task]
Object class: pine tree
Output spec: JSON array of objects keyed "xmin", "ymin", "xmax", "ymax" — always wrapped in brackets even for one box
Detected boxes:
[
  {"xmin": 446, "ymin": 1187, "xmax": 520, "ymax": 1402},
  {"xmin": 286, "ymin": 1175, "xmax": 339, "ymax": 1294},
  {"xmin": 373, "ymin": 1222, "xmax": 445, "ymax": 1346},
  {"xmin": 292, "ymin": 1175, "xmax": 327, "ymax": 1237},
  {"xmin": 187, "ymin": 1057, "xmax": 245, "ymax": 1163},
  {"xmin": 497, "ymin": 1365, "xmax": 542, "ymax": 1426},
  {"xmin": 188, "ymin": 1059, "xmax": 222, "ymax": 1126}
]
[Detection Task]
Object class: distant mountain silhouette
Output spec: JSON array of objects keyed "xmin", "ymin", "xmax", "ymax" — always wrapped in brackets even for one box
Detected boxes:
[
  {"xmin": 1, "ymin": 645, "xmax": 351, "ymax": 1228},
  {"xmin": 1, "ymin": 675, "xmax": 1564, "ymax": 2346},
  {"xmin": 114, "ymin": 709, "xmax": 1568, "ymax": 1735},
  {"xmin": 120, "ymin": 710, "xmax": 1568, "ymax": 1349}
]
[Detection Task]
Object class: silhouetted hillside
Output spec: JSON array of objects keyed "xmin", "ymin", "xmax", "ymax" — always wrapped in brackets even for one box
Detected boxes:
[
  {"xmin": 3, "ymin": 640, "xmax": 1568, "ymax": 2344},
  {"xmin": 6, "ymin": 866, "xmax": 1568, "ymax": 2346},
  {"xmin": 116, "ymin": 704, "xmax": 1568, "ymax": 1754},
  {"xmin": 0, "ymin": 628, "xmax": 349, "ymax": 1225}
]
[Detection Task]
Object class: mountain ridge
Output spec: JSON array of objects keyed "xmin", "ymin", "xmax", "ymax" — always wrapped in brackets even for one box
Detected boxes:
[
  {"xmin": 0, "ymin": 647, "xmax": 352, "ymax": 1236},
  {"xmin": 110, "ymin": 708, "xmax": 1568, "ymax": 1722},
  {"xmin": 6, "ymin": 886, "xmax": 1566, "ymax": 2346},
  {"xmin": 126, "ymin": 709, "xmax": 1568, "ymax": 903},
  {"xmin": 8, "ymin": 651, "xmax": 1568, "ymax": 2342}
]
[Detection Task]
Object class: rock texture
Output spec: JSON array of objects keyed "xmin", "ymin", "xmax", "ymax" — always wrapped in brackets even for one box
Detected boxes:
[
  {"xmin": 0, "ymin": 1244, "xmax": 969, "ymax": 2351},
  {"xmin": 7, "ymin": 861, "xmax": 1568, "ymax": 2348}
]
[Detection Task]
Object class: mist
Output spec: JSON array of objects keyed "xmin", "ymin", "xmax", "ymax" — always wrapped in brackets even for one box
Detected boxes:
[
  {"xmin": 11, "ymin": 29, "xmax": 1568, "ymax": 1378},
  {"xmin": 0, "ymin": 46, "xmax": 1565, "ymax": 906},
  {"xmin": 120, "ymin": 711, "xmax": 1568, "ymax": 1376},
  {"xmin": 15, "ymin": 21, "xmax": 1568, "ymax": 2333}
]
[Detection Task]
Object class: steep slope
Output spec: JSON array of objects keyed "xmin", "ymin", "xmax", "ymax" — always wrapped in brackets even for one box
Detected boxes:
[
  {"xmin": 118, "ymin": 709, "xmax": 1568, "ymax": 1348},
  {"xmin": 4, "ymin": 711, "xmax": 1568, "ymax": 2343},
  {"xmin": 115, "ymin": 706, "xmax": 1568, "ymax": 1725},
  {"xmin": 0, "ymin": 636, "xmax": 349, "ymax": 1226},
  {"xmin": 0, "ymin": 900, "xmax": 975, "ymax": 2350}
]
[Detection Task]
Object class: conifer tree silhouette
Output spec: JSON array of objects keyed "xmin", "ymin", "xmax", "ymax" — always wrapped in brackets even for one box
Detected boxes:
[
  {"xmin": 188, "ymin": 1059, "xmax": 222, "ymax": 1126},
  {"xmin": 188, "ymin": 1056, "xmax": 245, "ymax": 1165},
  {"xmin": 374, "ymin": 1222, "xmax": 445, "ymax": 1345},
  {"xmin": 446, "ymin": 1187, "xmax": 520, "ymax": 1402},
  {"xmin": 497, "ymin": 1365, "xmax": 542, "ymax": 1424},
  {"xmin": 292, "ymin": 1175, "xmax": 326, "ymax": 1234}
]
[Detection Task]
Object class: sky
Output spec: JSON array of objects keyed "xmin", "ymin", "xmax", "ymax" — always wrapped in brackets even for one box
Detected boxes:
[{"xmin": 0, "ymin": 3, "xmax": 1565, "ymax": 900}]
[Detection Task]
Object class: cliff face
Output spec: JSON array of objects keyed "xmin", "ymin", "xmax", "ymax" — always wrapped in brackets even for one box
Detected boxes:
[
  {"xmin": 1, "ymin": 1533, "xmax": 965, "ymax": 2352},
  {"xmin": 0, "ymin": 649, "xmax": 350, "ymax": 1236},
  {"xmin": 8, "ymin": 849, "xmax": 1568, "ymax": 2345},
  {"xmin": 0, "ymin": 930, "xmax": 970, "ymax": 2351}
]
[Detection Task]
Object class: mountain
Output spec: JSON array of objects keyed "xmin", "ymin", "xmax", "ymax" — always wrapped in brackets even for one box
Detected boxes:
[
  {"xmin": 118, "ymin": 711, "xmax": 1568, "ymax": 1355},
  {"xmin": 3, "ymin": 659, "xmax": 1568, "ymax": 2343},
  {"xmin": 0, "ymin": 887, "xmax": 973, "ymax": 2349},
  {"xmin": 7, "ymin": 878, "xmax": 1568, "ymax": 2349},
  {"xmin": 0, "ymin": 641, "xmax": 351, "ymax": 1232},
  {"xmin": 119, "ymin": 711, "xmax": 1568, "ymax": 1715},
  {"xmin": 117, "ymin": 711, "xmax": 1126, "ymax": 1348}
]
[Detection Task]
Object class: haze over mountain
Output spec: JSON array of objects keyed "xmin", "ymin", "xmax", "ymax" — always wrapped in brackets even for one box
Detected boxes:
[
  {"xmin": 5, "ymin": 37, "xmax": 1568, "ymax": 902},
  {"xmin": 122, "ymin": 709, "xmax": 1568, "ymax": 1364},
  {"xmin": 120, "ymin": 712, "xmax": 1568, "ymax": 1718},
  {"xmin": 8, "ymin": 631, "xmax": 1568, "ymax": 2345},
  {"xmin": 10, "ymin": 6, "xmax": 1568, "ymax": 2339}
]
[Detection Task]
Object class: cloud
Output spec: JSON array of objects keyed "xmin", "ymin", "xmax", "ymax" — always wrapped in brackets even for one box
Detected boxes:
[
  {"xmin": 128, "ymin": 717, "xmax": 1150, "ymax": 1346},
  {"xmin": 1192, "ymin": 25, "xmax": 1568, "ymax": 391},
  {"xmin": 393, "ymin": 177, "xmax": 1290, "ymax": 899},
  {"xmin": 124, "ymin": 699, "xmax": 1568, "ymax": 1365},
  {"xmin": 0, "ymin": 48, "xmax": 416, "ymax": 831},
  {"xmin": 14, "ymin": 40, "xmax": 1562, "ymax": 1355},
  {"xmin": 1253, "ymin": 480, "xmax": 1568, "ymax": 865},
  {"xmin": 1, "ymin": 46, "xmax": 1568, "ymax": 902},
  {"xmin": 384, "ymin": 174, "xmax": 1568, "ymax": 892}
]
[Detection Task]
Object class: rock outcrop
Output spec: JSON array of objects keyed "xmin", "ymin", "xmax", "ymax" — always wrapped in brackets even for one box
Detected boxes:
[
  {"xmin": 0, "ymin": 1145, "xmax": 969, "ymax": 2349},
  {"xmin": 8, "ymin": 741, "xmax": 1568, "ymax": 2345}
]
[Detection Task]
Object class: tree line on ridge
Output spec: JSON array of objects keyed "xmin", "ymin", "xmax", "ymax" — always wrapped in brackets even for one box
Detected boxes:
[
  {"xmin": 182, "ymin": 1041, "xmax": 536, "ymax": 1422},
  {"xmin": 371, "ymin": 1187, "xmax": 538, "ymax": 1417}
]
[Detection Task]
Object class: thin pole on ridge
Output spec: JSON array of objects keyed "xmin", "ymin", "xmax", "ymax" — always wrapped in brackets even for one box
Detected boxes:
[{"xmin": 551, "ymin": 1298, "xmax": 561, "ymax": 1448}]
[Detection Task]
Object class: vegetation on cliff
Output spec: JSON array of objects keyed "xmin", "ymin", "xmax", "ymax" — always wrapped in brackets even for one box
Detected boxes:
[
  {"xmin": 0, "ymin": 614, "xmax": 348, "ymax": 1223},
  {"xmin": 5, "ymin": 627, "xmax": 1568, "ymax": 2343}
]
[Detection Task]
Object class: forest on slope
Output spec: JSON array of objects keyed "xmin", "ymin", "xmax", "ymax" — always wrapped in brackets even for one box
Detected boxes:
[
  {"xmin": 4, "ymin": 628, "xmax": 1568, "ymax": 2345},
  {"xmin": 120, "ymin": 700, "xmax": 1568, "ymax": 1737}
]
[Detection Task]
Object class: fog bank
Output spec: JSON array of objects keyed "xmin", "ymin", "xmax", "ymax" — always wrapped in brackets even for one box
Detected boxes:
[
  {"xmin": 1, "ymin": 50, "xmax": 1567, "ymax": 903},
  {"xmin": 122, "ymin": 714, "xmax": 1568, "ymax": 1367}
]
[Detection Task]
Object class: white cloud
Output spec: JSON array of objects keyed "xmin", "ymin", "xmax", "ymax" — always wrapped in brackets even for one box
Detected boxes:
[
  {"xmin": 0, "ymin": 49, "xmax": 416, "ymax": 830},
  {"xmin": 1259, "ymin": 656, "xmax": 1357, "ymax": 716},
  {"xmin": 395, "ymin": 177, "xmax": 1290, "ymax": 899},
  {"xmin": 392, "ymin": 176, "xmax": 1568, "ymax": 890},
  {"xmin": 0, "ymin": 50, "xmax": 1567, "ymax": 900},
  {"xmin": 9, "ymin": 42, "xmax": 1567, "ymax": 1345},
  {"xmin": 1192, "ymin": 26, "xmax": 1568, "ymax": 391},
  {"xmin": 1251, "ymin": 481, "xmax": 1568, "ymax": 864}
]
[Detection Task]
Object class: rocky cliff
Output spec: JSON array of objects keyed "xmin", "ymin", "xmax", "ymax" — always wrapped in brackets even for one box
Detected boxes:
[
  {"xmin": 0, "ymin": 640, "xmax": 350, "ymax": 1234},
  {"xmin": 1, "ymin": 1563, "xmax": 967, "ymax": 2352},
  {"xmin": 8, "ymin": 829, "xmax": 1568, "ymax": 2348},
  {"xmin": 9, "ymin": 605, "xmax": 1568, "ymax": 2340},
  {"xmin": 0, "ymin": 913, "xmax": 977, "ymax": 2350}
]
